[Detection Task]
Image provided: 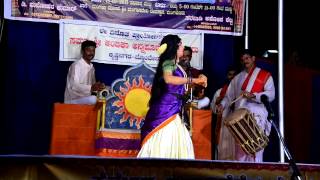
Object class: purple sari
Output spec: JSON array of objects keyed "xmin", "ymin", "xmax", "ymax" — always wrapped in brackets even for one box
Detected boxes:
[{"xmin": 141, "ymin": 66, "xmax": 185, "ymax": 144}]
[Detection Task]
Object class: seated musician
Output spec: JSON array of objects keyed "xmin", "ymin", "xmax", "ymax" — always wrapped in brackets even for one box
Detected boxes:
[
  {"xmin": 64, "ymin": 40, "xmax": 109, "ymax": 105},
  {"xmin": 192, "ymin": 84, "xmax": 210, "ymax": 109}
]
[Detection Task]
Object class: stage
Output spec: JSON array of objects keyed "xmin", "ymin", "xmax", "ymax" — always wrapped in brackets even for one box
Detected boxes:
[{"xmin": 0, "ymin": 155, "xmax": 319, "ymax": 179}]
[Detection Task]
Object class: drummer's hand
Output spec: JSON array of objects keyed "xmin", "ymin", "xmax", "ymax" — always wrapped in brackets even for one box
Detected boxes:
[
  {"xmin": 216, "ymin": 104, "xmax": 224, "ymax": 114},
  {"xmin": 91, "ymin": 82, "xmax": 100, "ymax": 92},
  {"xmin": 191, "ymin": 101, "xmax": 198, "ymax": 108},
  {"xmin": 242, "ymin": 91, "xmax": 256, "ymax": 99}
]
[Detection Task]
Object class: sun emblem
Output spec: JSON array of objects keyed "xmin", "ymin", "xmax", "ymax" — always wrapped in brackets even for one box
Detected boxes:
[{"xmin": 112, "ymin": 75, "xmax": 152, "ymax": 129}]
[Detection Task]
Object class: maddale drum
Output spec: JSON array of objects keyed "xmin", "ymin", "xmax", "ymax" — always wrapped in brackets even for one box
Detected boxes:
[{"xmin": 224, "ymin": 108, "xmax": 269, "ymax": 155}]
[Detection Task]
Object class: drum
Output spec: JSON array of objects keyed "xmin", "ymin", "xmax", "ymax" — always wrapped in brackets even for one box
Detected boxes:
[
  {"xmin": 224, "ymin": 108, "xmax": 269, "ymax": 155},
  {"xmin": 92, "ymin": 88, "xmax": 110, "ymax": 100}
]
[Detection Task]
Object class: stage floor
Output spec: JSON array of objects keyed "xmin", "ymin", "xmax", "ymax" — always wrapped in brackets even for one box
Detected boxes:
[{"xmin": 0, "ymin": 155, "xmax": 319, "ymax": 179}]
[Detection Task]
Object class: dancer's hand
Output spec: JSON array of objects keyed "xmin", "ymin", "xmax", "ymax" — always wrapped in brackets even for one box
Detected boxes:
[{"xmin": 196, "ymin": 74, "xmax": 207, "ymax": 87}]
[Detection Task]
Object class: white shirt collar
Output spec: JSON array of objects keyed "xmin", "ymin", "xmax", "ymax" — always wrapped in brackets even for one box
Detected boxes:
[{"xmin": 80, "ymin": 58, "xmax": 93, "ymax": 68}]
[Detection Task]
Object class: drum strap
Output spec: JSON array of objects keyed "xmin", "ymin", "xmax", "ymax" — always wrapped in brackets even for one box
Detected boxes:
[
  {"xmin": 241, "ymin": 66, "xmax": 271, "ymax": 93},
  {"xmin": 219, "ymin": 84, "xmax": 229, "ymax": 98},
  {"xmin": 251, "ymin": 70, "xmax": 271, "ymax": 93},
  {"xmin": 241, "ymin": 65, "xmax": 256, "ymax": 91}
]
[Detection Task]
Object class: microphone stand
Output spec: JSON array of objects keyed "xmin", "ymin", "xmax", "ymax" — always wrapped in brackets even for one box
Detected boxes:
[
  {"xmin": 187, "ymin": 66, "xmax": 193, "ymax": 136},
  {"xmin": 267, "ymin": 111, "xmax": 302, "ymax": 180}
]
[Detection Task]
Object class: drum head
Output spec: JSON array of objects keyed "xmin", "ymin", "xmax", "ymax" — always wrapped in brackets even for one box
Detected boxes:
[{"xmin": 225, "ymin": 108, "xmax": 250, "ymax": 124}]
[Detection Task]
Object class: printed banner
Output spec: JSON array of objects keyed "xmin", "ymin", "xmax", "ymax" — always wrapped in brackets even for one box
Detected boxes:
[
  {"xmin": 2, "ymin": 156, "xmax": 320, "ymax": 179},
  {"xmin": 60, "ymin": 20, "xmax": 203, "ymax": 69},
  {"xmin": 105, "ymin": 62, "xmax": 155, "ymax": 130},
  {"xmin": 6, "ymin": 0, "xmax": 245, "ymax": 35}
]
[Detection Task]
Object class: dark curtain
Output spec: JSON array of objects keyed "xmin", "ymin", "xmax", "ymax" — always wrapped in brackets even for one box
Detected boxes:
[
  {"xmin": 284, "ymin": 65, "xmax": 320, "ymax": 163},
  {"xmin": 0, "ymin": 20, "xmax": 128, "ymax": 154}
]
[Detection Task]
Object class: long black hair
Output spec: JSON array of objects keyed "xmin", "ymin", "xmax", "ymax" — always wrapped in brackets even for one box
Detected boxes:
[{"xmin": 149, "ymin": 34, "xmax": 181, "ymax": 105}]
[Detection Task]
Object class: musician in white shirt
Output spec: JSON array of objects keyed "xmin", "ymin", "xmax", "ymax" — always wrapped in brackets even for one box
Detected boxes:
[
  {"xmin": 216, "ymin": 49, "xmax": 275, "ymax": 162},
  {"xmin": 211, "ymin": 66, "xmax": 237, "ymax": 160},
  {"xmin": 64, "ymin": 40, "xmax": 105, "ymax": 105}
]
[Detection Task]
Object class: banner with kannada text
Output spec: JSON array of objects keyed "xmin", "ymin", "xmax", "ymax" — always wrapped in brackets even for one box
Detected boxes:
[
  {"xmin": 60, "ymin": 20, "xmax": 203, "ymax": 68},
  {"xmin": 6, "ymin": 0, "xmax": 245, "ymax": 35}
]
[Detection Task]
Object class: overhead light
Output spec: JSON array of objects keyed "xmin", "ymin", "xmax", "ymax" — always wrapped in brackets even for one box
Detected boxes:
[
  {"xmin": 267, "ymin": 50, "xmax": 278, "ymax": 53},
  {"xmin": 263, "ymin": 50, "xmax": 278, "ymax": 58}
]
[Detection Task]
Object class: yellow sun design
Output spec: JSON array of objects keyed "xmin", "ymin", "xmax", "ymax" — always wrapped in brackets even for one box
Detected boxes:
[{"xmin": 112, "ymin": 76, "xmax": 152, "ymax": 129}]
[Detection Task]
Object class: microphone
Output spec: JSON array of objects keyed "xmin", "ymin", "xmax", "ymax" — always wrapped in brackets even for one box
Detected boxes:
[
  {"xmin": 183, "ymin": 61, "xmax": 192, "ymax": 77},
  {"xmin": 260, "ymin": 94, "xmax": 275, "ymax": 120},
  {"xmin": 185, "ymin": 61, "xmax": 191, "ymax": 69}
]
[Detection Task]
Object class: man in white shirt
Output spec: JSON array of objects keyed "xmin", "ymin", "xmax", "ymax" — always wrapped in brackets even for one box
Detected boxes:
[
  {"xmin": 217, "ymin": 49, "xmax": 275, "ymax": 162},
  {"xmin": 211, "ymin": 66, "xmax": 237, "ymax": 160},
  {"xmin": 64, "ymin": 40, "xmax": 105, "ymax": 104},
  {"xmin": 192, "ymin": 84, "xmax": 210, "ymax": 109}
]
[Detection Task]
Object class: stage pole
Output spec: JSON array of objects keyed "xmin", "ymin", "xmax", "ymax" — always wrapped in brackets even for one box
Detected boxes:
[
  {"xmin": 278, "ymin": 0, "xmax": 285, "ymax": 163},
  {"xmin": 244, "ymin": 0, "xmax": 249, "ymax": 49}
]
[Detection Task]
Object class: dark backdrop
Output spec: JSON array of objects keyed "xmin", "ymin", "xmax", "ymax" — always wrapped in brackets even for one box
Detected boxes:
[{"xmin": 3, "ymin": 19, "xmax": 319, "ymax": 164}]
